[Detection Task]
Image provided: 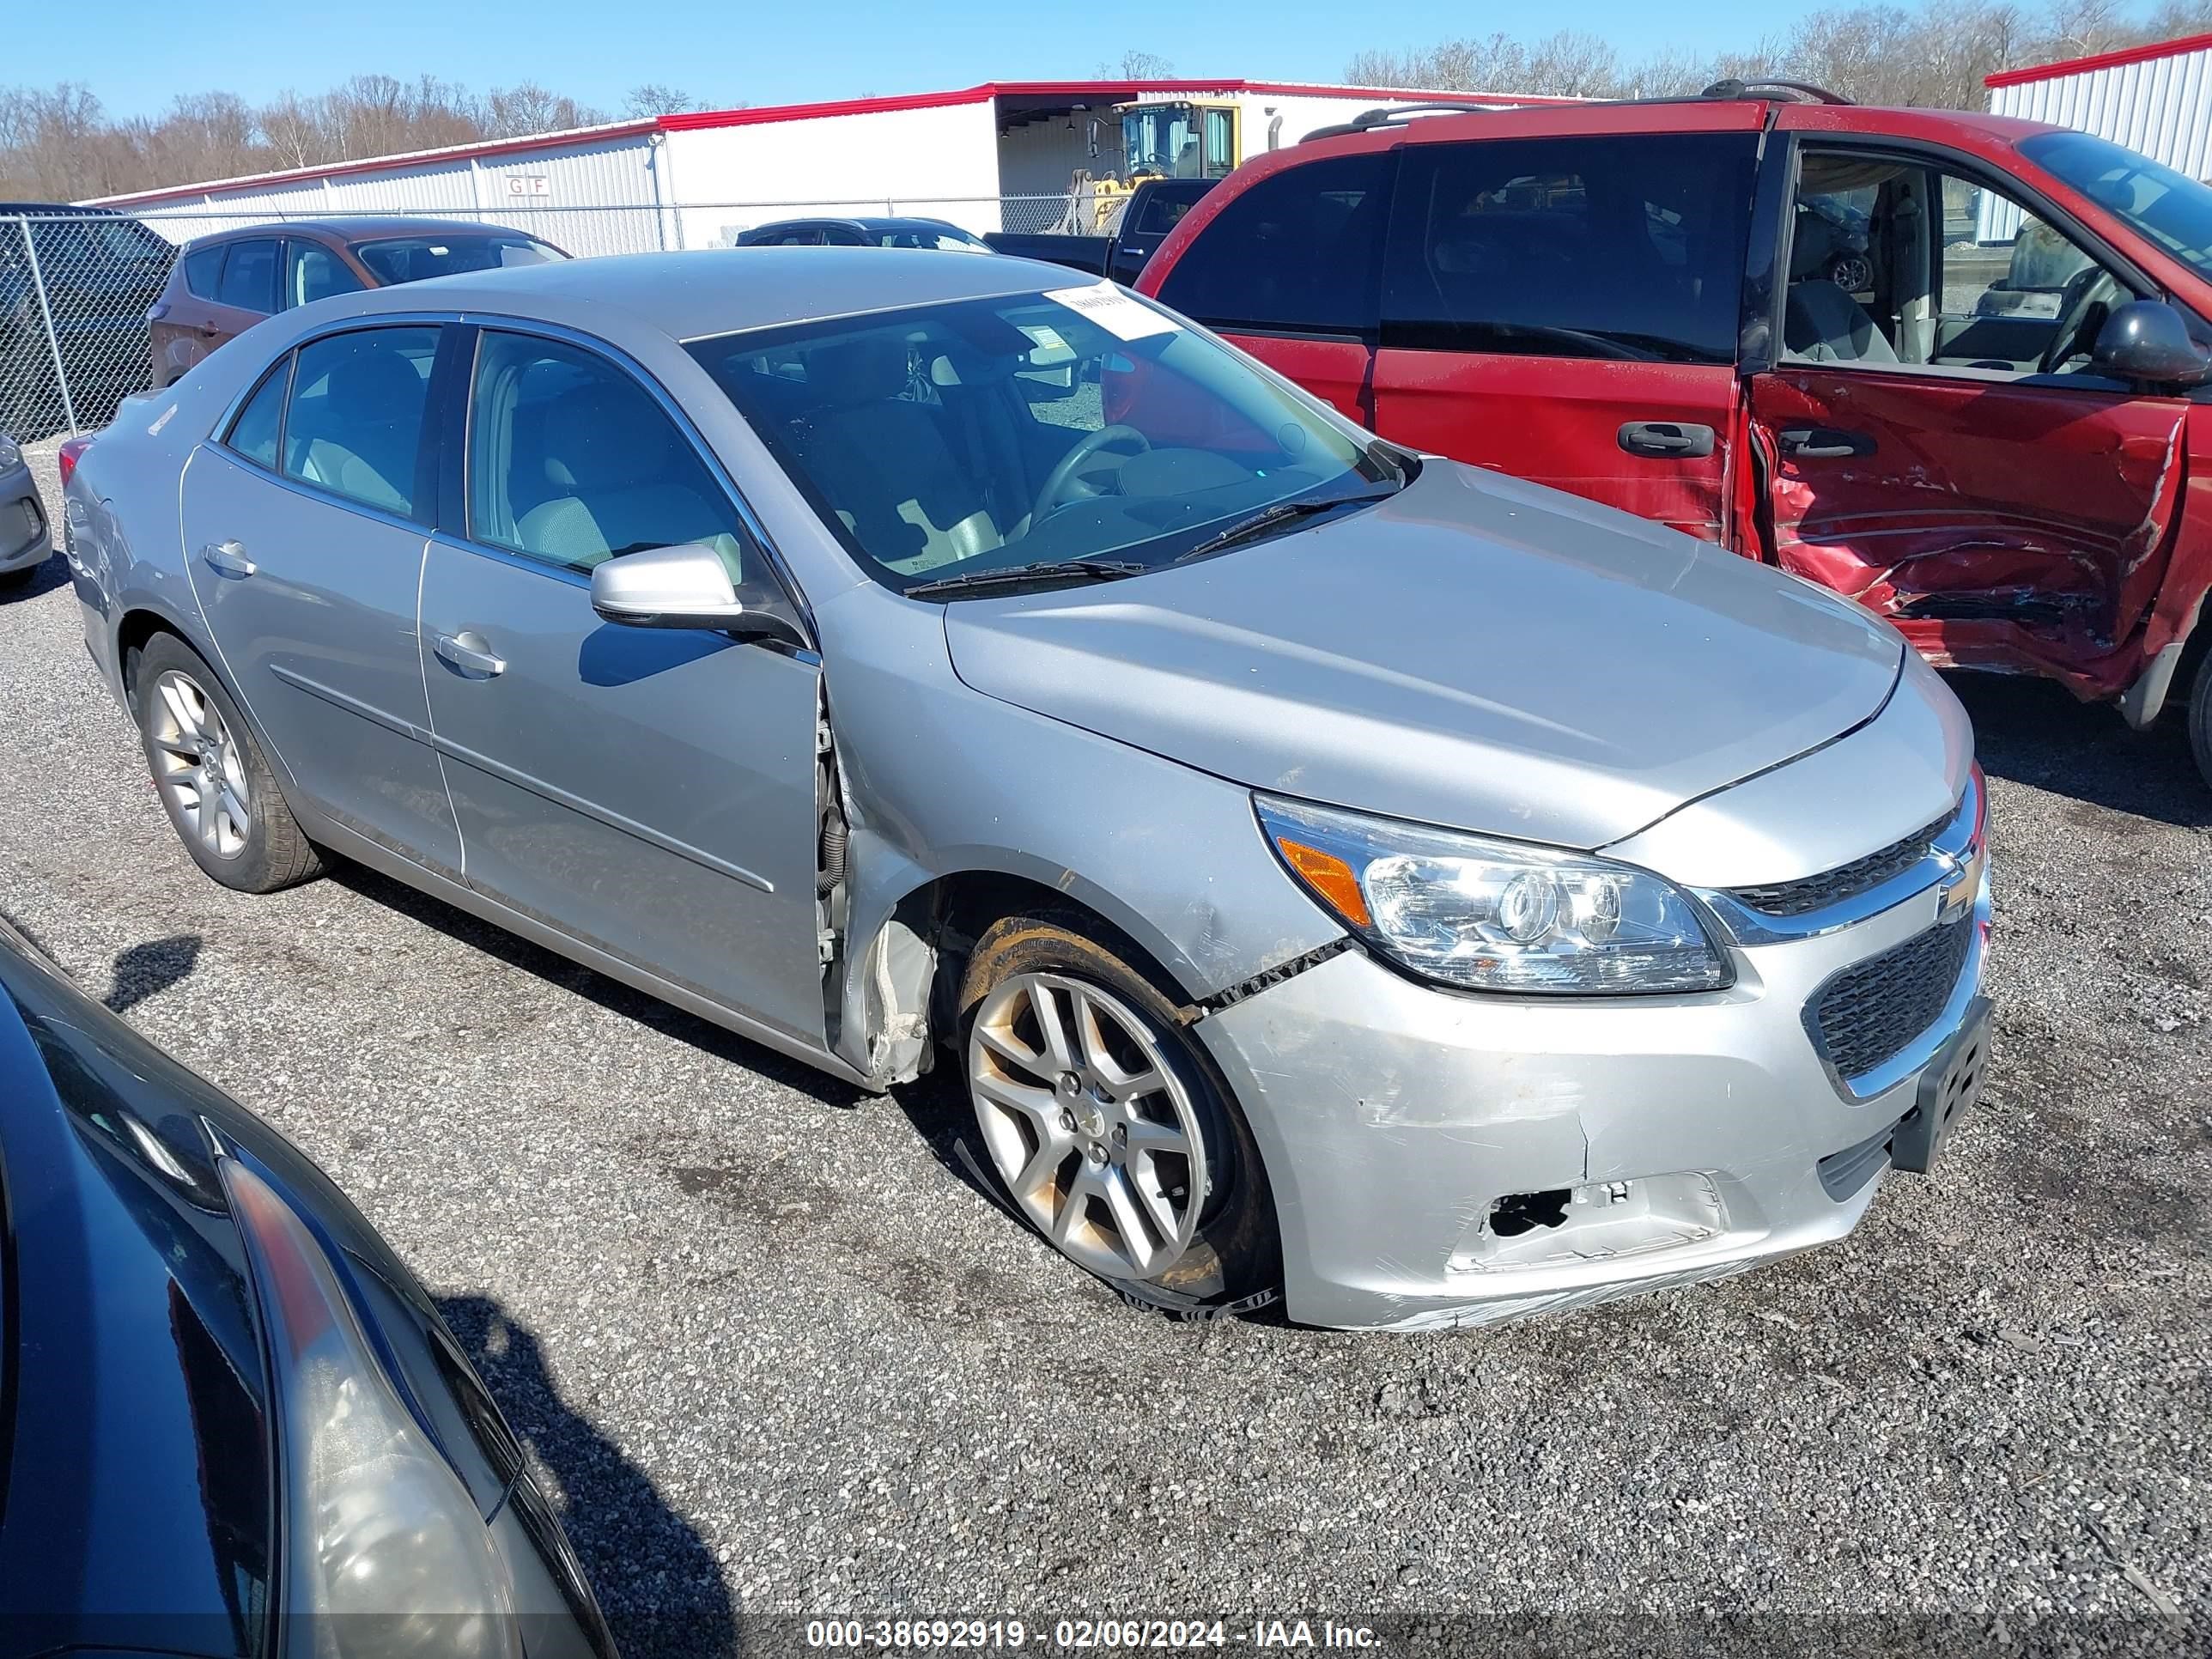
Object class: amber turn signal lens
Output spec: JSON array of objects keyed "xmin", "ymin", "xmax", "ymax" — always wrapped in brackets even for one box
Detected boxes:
[{"xmin": 1275, "ymin": 836, "xmax": 1371, "ymax": 928}]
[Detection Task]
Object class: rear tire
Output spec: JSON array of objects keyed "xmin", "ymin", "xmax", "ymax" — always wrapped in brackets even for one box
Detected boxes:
[
  {"xmin": 133, "ymin": 632, "xmax": 324, "ymax": 893},
  {"xmin": 957, "ymin": 913, "xmax": 1279, "ymax": 1316}
]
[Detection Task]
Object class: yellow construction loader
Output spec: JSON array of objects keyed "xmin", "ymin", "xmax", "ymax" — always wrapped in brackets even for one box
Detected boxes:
[{"xmin": 1064, "ymin": 98, "xmax": 1243, "ymax": 233}]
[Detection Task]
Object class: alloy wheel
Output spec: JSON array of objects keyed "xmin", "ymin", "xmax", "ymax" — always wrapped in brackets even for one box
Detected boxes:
[
  {"xmin": 147, "ymin": 668, "xmax": 252, "ymax": 860},
  {"xmin": 967, "ymin": 971, "xmax": 1208, "ymax": 1280}
]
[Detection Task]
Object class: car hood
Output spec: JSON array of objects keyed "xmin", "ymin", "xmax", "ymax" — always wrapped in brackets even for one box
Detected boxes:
[{"xmin": 944, "ymin": 461, "xmax": 1904, "ymax": 850}]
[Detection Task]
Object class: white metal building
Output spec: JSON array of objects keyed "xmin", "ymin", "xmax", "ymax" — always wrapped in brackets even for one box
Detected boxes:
[
  {"xmin": 1986, "ymin": 33, "xmax": 2212, "ymax": 177},
  {"xmin": 91, "ymin": 79, "xmax": 1550, "ymax": 252}
]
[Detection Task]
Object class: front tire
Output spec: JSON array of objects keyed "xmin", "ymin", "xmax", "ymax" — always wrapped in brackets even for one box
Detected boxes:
[
  {"xmin": 957, "ymin": 914, "xmax": 1279, "ymax": 1316},
  {"xmin": 134, "ymin": 632, "xmax": 324, "ymax": 893}
]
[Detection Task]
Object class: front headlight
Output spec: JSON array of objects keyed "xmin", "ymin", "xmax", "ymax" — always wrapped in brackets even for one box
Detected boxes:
[
  {"xmin": 1255, "ymin": 793, "xmax": 1730, "ymax": 995},
  {"xmin": 0, "ymin": 435, "xmax": 20, "ymax": 471},
  {"xmin": 219, "ymin": 1155, "xmax": 522, "ymax": 1659}
]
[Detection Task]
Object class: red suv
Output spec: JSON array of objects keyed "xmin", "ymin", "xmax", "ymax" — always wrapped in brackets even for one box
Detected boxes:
[{"xmin": 1139, "ymin": 85, "xmax": 2212, "ymax": 785}]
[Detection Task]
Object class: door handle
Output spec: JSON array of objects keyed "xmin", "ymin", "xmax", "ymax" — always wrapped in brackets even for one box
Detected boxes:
[
  {"xmin": 1778, "ymin": 427, "xmax": 1877, "ymax": 459},
  {"xmin": 1617, "ymin": 421, "xmax": 1716, "ymax": 459},
  {"xmin": 433, "ymin": 631, "xmax": 507, "ymax": 678},
  {"xmin": 201, "ymin": 540, "xmax": 256, "ymax": 578}
]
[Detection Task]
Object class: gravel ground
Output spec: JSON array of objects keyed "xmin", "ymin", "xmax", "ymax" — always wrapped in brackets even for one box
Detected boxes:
[{"xmin": 1, "ymin": 443, "xmax": 2207, "ymax": 1655}]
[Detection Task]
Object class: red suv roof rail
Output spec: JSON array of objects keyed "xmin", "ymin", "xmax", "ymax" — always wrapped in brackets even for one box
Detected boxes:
[
  {"xmin": 1698, "ymin": 77, "xmax": 1853, "ymax": 104},
  {"xmin": 1300, "ymin": 76, "xmax": 1854, "ymax": 143}
]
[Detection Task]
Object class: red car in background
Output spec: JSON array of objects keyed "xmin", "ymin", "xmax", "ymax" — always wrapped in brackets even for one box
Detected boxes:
[{"xmin": 1139, "ymin": 83, "xmax": 2212, "ymax": 786}]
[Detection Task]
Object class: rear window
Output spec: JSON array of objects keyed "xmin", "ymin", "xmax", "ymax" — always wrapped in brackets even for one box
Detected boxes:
[
  {"xmin": 1154, "ymin": 151, "xmax": 1395, "ymax": 338},
  {"xmin": 349, "ymin": 234, "xmax": 563, "ymax": 285},
  {"xmin": 216, "ymin": 239, "xmax": 280, "ymax": 314},
  {"xmin": 182, "ymin": 245, "xmax": 225, "ymax": 300},
  {"xmin": 1381, "ymin": 133, "xmax": 1757, "ymax": 365}
]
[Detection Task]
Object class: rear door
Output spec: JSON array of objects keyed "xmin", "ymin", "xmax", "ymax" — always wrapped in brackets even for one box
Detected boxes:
[
  {"xmin": 1148, "ymin": 149, "xmax": 1394, "ymax": 424},
  {"xmin": 1370, "ymin": 126, "xmax": 1760, "ymax": 542},
  {"xmin": 179, "ymin": 323, "xmax": 459, "ymax": 873},
  {"xmin": 1745, "ymin": 125, "xmax": 2187, "ymax": 667}
]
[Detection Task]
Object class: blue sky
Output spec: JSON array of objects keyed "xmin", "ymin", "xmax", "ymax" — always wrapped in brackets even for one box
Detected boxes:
[{"xmin": 18, "ymin": 0, "xmax": 1794, "ymax": 120}]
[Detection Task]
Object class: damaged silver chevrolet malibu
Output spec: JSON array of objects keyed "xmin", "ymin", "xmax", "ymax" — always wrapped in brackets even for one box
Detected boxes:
[{"xmin": 65, "ymin": 250, "xmax": 1991, "ymax": 1330}]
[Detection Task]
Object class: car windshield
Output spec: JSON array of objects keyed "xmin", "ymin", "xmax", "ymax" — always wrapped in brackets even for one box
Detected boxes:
[
  {"xmin": 688, "ymin": 285, "xmax": 1401, "ymax": 596},
  {"xmin": 2021, "ymin": 130, "xmax": 2212, "ymax": 284},
  {"xmin": 348, "ymin": 234, "xmax": 564, "ymax": 285}
]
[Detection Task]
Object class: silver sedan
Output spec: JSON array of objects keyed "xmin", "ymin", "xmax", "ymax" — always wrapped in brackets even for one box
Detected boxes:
[{"xmin": 65, "ymin": 251, "xmax": 1991, "ymax": 1330}]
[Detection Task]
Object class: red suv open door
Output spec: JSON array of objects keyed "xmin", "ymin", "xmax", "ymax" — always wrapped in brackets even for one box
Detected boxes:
[{"xmin": 1742, "ymin": 105, "xmax": 2192, "ymax": 687}]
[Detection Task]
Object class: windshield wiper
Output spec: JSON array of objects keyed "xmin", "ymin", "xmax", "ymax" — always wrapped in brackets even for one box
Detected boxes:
[
  {"xmin": 1173, "ymin": 490, "xmax": 1395, "ymax": 565},
  {"xmin": 902, "ymin": 557, "xmax": 1149, "ymax": 600}
]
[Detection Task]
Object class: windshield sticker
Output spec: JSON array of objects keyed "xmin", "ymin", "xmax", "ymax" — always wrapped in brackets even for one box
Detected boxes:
[{"xmin": 1045, "ymin": 283, "xmax": 1180, "ymax": 342}]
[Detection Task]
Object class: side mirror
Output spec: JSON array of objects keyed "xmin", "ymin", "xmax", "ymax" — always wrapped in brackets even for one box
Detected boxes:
[
  {"xmin": 589, "ymin": 543, "xmax": 806, "ymax": 647},
  {"xmin": 2091, "ymin": 299, "xmax": 2212, "ymax": 386}
]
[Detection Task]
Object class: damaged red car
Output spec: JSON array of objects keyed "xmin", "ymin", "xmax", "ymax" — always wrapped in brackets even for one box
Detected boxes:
[{"xmin": 1139, "ymin": 83, "xmax": 2212, "ymax": 784}]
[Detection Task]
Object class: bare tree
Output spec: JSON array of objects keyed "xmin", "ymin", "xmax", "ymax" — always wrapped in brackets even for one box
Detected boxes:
[
  {"xmin": 622, "ymin": 84, "xmax": 707, "ymax": 118},
  {"xmin": 1099, "ymin": 51, "xmax": 1177, "ymax": 80}
]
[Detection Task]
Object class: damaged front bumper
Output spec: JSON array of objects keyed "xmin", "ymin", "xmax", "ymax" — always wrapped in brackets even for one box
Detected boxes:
[{"xmin": 1192, "ymin": 862, "xmax": 1992, "ymax": 1333}]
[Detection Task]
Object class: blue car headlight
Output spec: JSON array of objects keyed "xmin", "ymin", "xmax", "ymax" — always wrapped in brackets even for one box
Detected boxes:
[{"xmin": 219, "ymin": 1156, "xmax": 523, "ymax": 1658}]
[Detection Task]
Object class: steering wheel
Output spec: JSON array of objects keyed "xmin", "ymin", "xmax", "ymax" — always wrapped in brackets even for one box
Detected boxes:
[
  {"xmin": 1035, "ymin": 425, "xmax": 1152, "ymax": 519},
  {"xmin": 2039, "ymin": 266, "xmax": 2123, "ymax": 374}
]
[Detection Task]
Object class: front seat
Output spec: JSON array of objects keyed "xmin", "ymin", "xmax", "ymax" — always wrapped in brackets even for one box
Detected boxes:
[
  {"xmin": 795, "ymin": 337, "xmax": 999, "ymax": 574},
  {"xmin": 293, "ymin": 347, "xmax": 428, "ymax": 511},
  {"xmin": 1784, "ymin": 212, "xmax": 1897, "ymax": 366},
  {"xmin": 516, "ymin": 383, "xmax": 722, "ymax": 567}
]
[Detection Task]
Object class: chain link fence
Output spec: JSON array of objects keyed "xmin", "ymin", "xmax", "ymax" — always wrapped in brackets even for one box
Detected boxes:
[{"xmin": 1, "ymin": 194, "xmax": 1112, "ymax": 442}]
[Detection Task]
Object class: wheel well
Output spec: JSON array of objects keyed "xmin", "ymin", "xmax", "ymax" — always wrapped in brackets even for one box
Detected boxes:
[
  {"xmin": 115, "ymin": 609, "xmax": 183, "ymax": 699},
  {"xmin": 896, "ymin": 870, "xmax": 1196, "ymax": 1052}
]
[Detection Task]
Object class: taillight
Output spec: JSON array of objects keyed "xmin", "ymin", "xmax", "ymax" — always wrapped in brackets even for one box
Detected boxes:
[{"xmin": 57, "ymin": 435, "xmax": 93, "ymax": 487}]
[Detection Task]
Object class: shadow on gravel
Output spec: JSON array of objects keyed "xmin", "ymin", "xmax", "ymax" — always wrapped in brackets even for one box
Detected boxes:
[
  {"xmin": 106, "ymin": 933, "xmax": 200, "ymax": 1012},
  {"xmin": 0, "ymin": 552, "xmax": 67, "ymax": 604},
  {"xmin": 329, "ymin": 861, "xmax": 865, "ymax": 1111},
  {"xmin": 1945, "ymin": 672, "xmax": 2209, "ymax": 830},
  {"xmin": 438, "ymin": 1293, "xmax": 738, "ymax": 1659}
]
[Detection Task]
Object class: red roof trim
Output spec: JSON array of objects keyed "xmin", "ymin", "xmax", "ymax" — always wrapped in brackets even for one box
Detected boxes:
[
  {"xmin": 91, "ymin": 118, "xmax": 659, "ymax": 206},
  {"xmin": 1986, "ymin": 32, "xmax": 2212, "ymax": 88},
  {"xmin": 94, "ymin": 78, "xmax": 1562, "ymax": 206},
  {"xmin": 655, "ymin": 77, "xmax": 1568, "ymax": 131}
]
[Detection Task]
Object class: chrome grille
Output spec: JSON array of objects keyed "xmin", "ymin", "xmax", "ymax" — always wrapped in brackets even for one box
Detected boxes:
[
  {"xmin": 1812, "ymin": 916, "xmax": 1974, "ymax": 1081},
  {"xmin": 1730, "ymin": 799, "xmax": 1957, "ymax": 917}
]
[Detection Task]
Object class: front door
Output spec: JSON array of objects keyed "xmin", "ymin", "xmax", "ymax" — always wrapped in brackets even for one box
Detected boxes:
[
  {"xmin": 1370, "ymin": 130, "xmax": 1761, "ymax": 543},
  {"xmin": 416, "ymin": 328, "xmax": 825, "ymax": 1042},
  {"xmin": 1747, "ymin": 138, "xmax": 2187, "ymax": 668},
  {"xmin": 180, "ymin": 323, "xmax": 459, "ymax": 873}
]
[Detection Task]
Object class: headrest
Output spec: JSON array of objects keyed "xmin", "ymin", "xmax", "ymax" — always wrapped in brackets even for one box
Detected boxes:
[
  {"xmin": 1790, "ymin": 210, "xmax": 1847, "ymax": 281},
  {"xmin": 322, "ymin": 347, "xmax": 424, "ymax": 417},
  {"xmin": 805, "ymin": 337, "xmax": 909, "ymax": 406},
  {"xmin": 542, "ymin": 383, "xmax": 681, "ymax": 492}
]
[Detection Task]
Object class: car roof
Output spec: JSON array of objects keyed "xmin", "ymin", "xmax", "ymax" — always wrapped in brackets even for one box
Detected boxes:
[
  {"xmin": 184, "ymin": 216, "xmax": 544, "ymax": 248},
  {"xmin": 340, "ymin": 246, "xmax": 1081, "ymax": 340}
]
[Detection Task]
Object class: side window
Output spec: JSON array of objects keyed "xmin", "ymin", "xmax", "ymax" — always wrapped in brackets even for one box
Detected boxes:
[
  {"xmin": 467, "ymin": 331, "xmax": 745, "ymax": 575},
  {"xmin": 285, "ymin": 241, "xmax": 365, "ymax": 307},
  {"xmin": 216, "ymin": 239, "xmax": 280, "ymax": 314},
  {"xmin": 225, "ymin": 356, "xmax": 291, "ymax": 469},
  {"xmin": 280, "ymin": 326, "xmax": 439, "ymax": 516},
  {"xmin": 1132, "ymin": 188, "xmax": 1200, "ymax": 238},
  {"xmin": 1783, "ymin": 150, "xmax": 2130, "ymax": 376},
  {"xmin": 1155, "ymin": 151, "xmax": 1395, "ymax": 338},
  {"xmin": 1381, "ymin": 133, "xmax": 1756, "ymax": 364},
  {"xmin": 182, "ymin": 245, "xmax": 226, "ymax": 300}
]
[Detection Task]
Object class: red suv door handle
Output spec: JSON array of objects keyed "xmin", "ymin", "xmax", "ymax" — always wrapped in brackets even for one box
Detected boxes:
[
  {"xmin": 1617, "ymin": 421, "xmax": 1716, "ymax": 459},
  {"xmin": 1778, "ymin": 427, "xmax": 1877, "ymax": 459}
]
